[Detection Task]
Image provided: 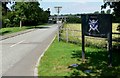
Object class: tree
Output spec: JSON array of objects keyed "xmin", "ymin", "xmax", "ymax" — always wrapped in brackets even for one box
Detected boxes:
[
  {"xmin": 14, "ymin": 2, "xmax": 27, "ymax": 27},
  {"xmin": 2, "ymin": 2, "xmax": 8, "ymax": 15},
  {"xmin": 101, "ymin": 10, "xmax": 105, "ymax": 14},
  {"xmin": 2, "ymin": 1, "xmax": 50, "ymax": 28},
  {"xmin": 94, "ymin": 11, "xmax": 99, "ymax": 14},
  {"xmin": 13, "ymin": 2, "xmax": 45, "ymax": 26},
  {"xmin": 67, "ymin": 16, "xmax": 81, "ymax": 23},
  {"xmin": 117, "ymin": 24, "xmax": 120, "ymax": 32},
  {"xmin": 0, "ymin": 3, "xmax": 2, "ymax": 20},
  {"xmin": 101, "ymin": 1, "xmax": 120, "ymax": 23},
  {"xmin": 45, "ymin": 8, "xmax": 50, "ymax": 17},
  {"xmin": 0, "ymin": 3, "xmax": 2, "ymax": 28},
  {"xmin": 106, "ymin": 9, "xmax": 111, "ymax": 14}
]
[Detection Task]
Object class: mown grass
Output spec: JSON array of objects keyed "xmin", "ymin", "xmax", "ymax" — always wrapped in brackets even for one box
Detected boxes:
[
  {"xmin": 38, "ymin": 23, "xmax": 120, "ymax": 76},
  {"xmin": 38, "ymin": 38, "xmax": 120, "ymax": 76},
  {"xmin": 0, "ymin": 24, "xmax": 51, "ymax": 35}
]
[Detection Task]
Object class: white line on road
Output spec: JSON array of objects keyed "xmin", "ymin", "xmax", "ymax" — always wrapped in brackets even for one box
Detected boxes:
[
  {"xmin": 10, "ymin": 40, "xmax": 25, "ymax": 47},
  {"xmin": 34, "ymin": 35, "xmax": 56, "ymax": 76}
]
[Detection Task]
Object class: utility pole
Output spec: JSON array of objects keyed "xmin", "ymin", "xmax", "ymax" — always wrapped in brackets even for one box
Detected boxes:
[
  {"xmin": 54, "ymin": 6, "xmax": 62, "ymax": 42},
  {"xmin": 54, "ymin": 6, "xmax": 62, "ymax": 23}
]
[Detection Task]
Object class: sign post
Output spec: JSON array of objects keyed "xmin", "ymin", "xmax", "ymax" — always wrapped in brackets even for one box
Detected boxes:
[
  {"xmin": 81, "ymin": 14, "xmax": 112, "ymax": 66},
  {"xmin": 108, "ymin": 33, "xmax": 112, "ymax": 67}
]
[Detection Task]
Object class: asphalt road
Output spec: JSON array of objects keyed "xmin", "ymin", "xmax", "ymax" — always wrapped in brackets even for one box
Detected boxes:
[{"xmin": 1, "ymin": 24, "xmax": 58, "ymax": 76}]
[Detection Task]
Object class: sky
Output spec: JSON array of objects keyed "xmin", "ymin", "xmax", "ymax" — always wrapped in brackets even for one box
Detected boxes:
[
  {"xmin": 39, "ymin": 0, "xmax": 106, "ymax": 15},
  {"xmin": 6, "ymin": 0, "xmax": 110, "ymax": 15}
]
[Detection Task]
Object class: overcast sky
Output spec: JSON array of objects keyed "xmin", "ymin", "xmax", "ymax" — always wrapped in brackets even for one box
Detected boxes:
[{"xmin": 40, "ymin": 0, "xmax": 105, "ymax": 15}]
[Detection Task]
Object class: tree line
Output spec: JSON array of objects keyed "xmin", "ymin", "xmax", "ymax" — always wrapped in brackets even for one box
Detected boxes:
[{"xmin": 2, "ymin": 2, "xmax": 50, "ymax": 28}]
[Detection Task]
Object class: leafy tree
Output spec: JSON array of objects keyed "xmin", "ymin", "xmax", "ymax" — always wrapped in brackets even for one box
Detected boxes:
[
  {"xmin": 2, "ymin": 2, "xmax": 8, "ymax": 15},
  {"xmin": 45, "ymin": 8, "xmax": 50, "ymax": 17},
  {"xmin": 117, "ymin": 24, "xmax": 120, "ymax": 32},
  {"xmin": 0, "ymin": 2, "xmax": 2, "ymax": 20},
  {"xmin": 94, "ymin": 11, "xmax": 99, "ymax": 14},
  {"xmin": 67, "ymin": 16, "xmax": 81, "ymax": 23},
  {"xmin": 14, "ymin": 2, "xmax": 49, "ymax": 26},
  {"xmin": 101, "ymin": 10, "xmax": 105, "ymax": 14},
  {"xmin": 106, "ymin": 9, "xmax": 111, "ymax": 14},
  {"xmin": 0, "ymin": 2, "xmax": 2, "ymax": 28},
  {"xmin": 101, "ymin": 1, "xmax": 120, "ymax": 23},
  {"xmin": 2, "ymin": 1, "xmax": 50, "ymax": 28}
]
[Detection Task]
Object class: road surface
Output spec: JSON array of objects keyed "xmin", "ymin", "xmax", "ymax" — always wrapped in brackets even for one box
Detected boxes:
[{"xmin": 1, "ymin": 24, "xmax": 58, "ymax": 76}]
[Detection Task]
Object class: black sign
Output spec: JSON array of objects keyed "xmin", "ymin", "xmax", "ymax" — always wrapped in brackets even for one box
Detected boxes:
[
  {"xmin": 81, "ymin": 14, "xmax": 112, "ymax": 37},
  {"xmin": 81, "ymin": 14, "xmax": 113, "ymax": 66}
]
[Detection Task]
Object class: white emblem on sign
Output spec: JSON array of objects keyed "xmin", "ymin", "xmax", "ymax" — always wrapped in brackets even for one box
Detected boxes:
[{"xmin": 89, "ymin": 19, "xmax": 99, "ymax": 33}]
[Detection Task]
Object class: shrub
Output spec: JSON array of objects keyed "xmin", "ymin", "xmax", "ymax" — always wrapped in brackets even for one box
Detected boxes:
[{"xmin": 117, "ymin": 24, "xmax": 120, "ymax": 32}]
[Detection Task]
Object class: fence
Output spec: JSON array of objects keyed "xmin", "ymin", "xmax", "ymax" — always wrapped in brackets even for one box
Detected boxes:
[{"xmin": 57, "ymin": 23, "xmax": 120, "ymax": 48}]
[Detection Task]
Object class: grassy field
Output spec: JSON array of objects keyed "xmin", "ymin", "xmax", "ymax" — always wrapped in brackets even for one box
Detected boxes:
[
  {"xmin": 61, "ymin": 23, "xmax": 120, "ymax": 48},
  {"xmin": 0, "ymin": 24, "xmax": 50, "ymax": 35},
  {"xmin": 38, "ymin": 39, "xmax": 120, "ymax": 76}
]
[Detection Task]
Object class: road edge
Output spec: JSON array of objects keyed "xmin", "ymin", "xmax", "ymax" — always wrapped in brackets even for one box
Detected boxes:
[
  {"xmin": 0, "ymin": 29, "xmax": 35, "ymax": 41},
  {"xmin": 34, "ymin": 35, "xmax": 56, "ymax": 76}
]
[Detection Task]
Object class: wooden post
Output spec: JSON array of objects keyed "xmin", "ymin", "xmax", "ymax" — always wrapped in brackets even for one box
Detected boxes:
[
  {"xmin": 20, "ymin": 20, "xmax": 22, "ymax": 28},
  {"xmin": 66, "ymin": 28, "xmax": 68, "ymax": 42},
  {"xmin": 82, "ymin": 34, "xmax": 85, "ymax": 63},
  {"xmin": 58, "ymin": 24, "xmax": 60, "ymax": 42},
  {"xmin": 107, "ymin": 33, "xmax": 112, "ymax": 67},
  {"xmin": 81, "ymin": 22, "xmax": 85, "ymax": 63}
]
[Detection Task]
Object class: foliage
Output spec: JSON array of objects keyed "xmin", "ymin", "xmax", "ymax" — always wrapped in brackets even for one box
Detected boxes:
[
  {"xmin": 66, "ymin": 16, "xmax": 81, "ymax": 23},
  {"xmin": 0, "ymin": 2, "xmax": 1, "ymax": 27},
  {"xmin": 101, "ymin": 1, "xmax": 120, "ymax": 23},
  {"xmin": 94, "ymin": 11, "xmax": 99, "ymax": 14},
  {"xmin": 106, "ymin": 9, "xmax": 111, "ymax": 14},
  {"xmin": 116, "ymin": 23, "xmax": 120, "ymax": 32},
  {"xmin": 0, "ymin": 24, "xmax": 49, "ymax": 35},
  {"xmin": 2, "ymin": 2, "xmax": 50, "ymax": 28},
  {"xmin": 2, "ymin": 2, "xmax": 8, "ymax": 15},
  {"xmin": 0, "ymin": 3, "xmax": 2, "ymax": 20},
  {"xmin": 101, "ymin": 1, "xmax": 120, "ymax": 32}
]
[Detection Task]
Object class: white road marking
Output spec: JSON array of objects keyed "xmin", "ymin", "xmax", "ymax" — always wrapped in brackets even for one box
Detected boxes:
[
  {"xmin": 10, "ymin": 40, "xmax": 25, "ymax": 47},
  {"xmin": 34, "ymin": 36, "xmax": 56, "ymax": 76}
]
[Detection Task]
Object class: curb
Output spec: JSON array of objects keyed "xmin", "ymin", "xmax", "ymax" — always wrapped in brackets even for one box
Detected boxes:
[
  {"xmin": 34, "ymin": 35, "xmax": 56, "ymax": 77},
  {"xmin": 0, "ymin": 29, "xmax": 35, "ymax": 41}
]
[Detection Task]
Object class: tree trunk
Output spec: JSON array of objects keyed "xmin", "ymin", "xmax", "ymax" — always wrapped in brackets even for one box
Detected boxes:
[{"xmin": 20, "ymin": 20, "xmax": 22, "ymax": 28}]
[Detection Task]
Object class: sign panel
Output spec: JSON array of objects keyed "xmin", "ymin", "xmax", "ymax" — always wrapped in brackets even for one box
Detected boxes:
[
  {"xmin": 81, "ymin": 14, "xmax": 113, "ymax": 66},
  {"xmin": 81, "ymin": 14, "xmax": 112, "ymax": 37}
]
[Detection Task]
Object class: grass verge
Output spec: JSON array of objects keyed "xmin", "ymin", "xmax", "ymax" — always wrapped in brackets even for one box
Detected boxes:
[
  {"xmin": 38, "ymin": 38, "xmax": 120, "ymax": 76},
  {"xmin": 0, "ymin": 24, "xmax": 51, "ymax": 35}
]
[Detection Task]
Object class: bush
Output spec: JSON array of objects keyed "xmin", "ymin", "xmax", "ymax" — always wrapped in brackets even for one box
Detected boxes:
[
  {"xmin": 66, "ymin": 16, "xmax": 81, "ymax": 23},
  {"xmin": 117, "ymin": 24, "xmax": 120, "ymax": 32}
]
